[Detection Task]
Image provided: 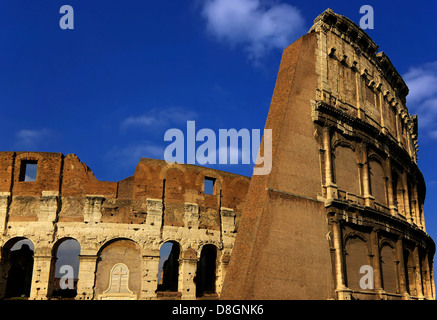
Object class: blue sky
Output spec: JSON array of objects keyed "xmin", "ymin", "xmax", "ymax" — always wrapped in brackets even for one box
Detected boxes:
[{"xmin": 1, "ymin": 1, "xmax": 437, "ymax": 268}]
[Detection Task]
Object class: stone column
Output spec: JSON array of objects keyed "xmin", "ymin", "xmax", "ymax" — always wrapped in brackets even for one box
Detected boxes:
[
  {"xmin": 83, "ymin": 195, "xmax": 105, "ymax": 224},
  {"xmin": 413, "ymin": 246, "xmax": 424, "ymax": 299},
  {"xmin": 140, "ymin": 251, "xmax": 160, "ymax": 300},
  {"xmin": 39, "ymin": 191, "xmax": 59, "ymax": 233},
  {"xmin": 413, "ymin": 186, "xmax": 422, "ymax": 229},
  {"xmin": 386, "ymin": 159, "xmax": 396, "ymax": 216},
  {"xmin": 323, "ymin": 127, "xmax": 337, "ymax": 199},
  {"xmin": 396, "ymin": 238, "xmax": 408, "ymax": 299},
  {"xmin": 371, "ymin": 230, "xmax": 383, "ymax": 296},
  {"xmin": 361, "ymin": 145, "xmax": 374, "ymax": 207},
  {"xmin": 420, "ymin": 202, "xmax": 426, "ymax": 232},
  {"xmin": 184, "ymin": 203, "xmax": 199, "ymax": 230},
  {"xmin": 421, "ymin": 252, "xmax": 432, "ymax": 299},
  {"xmin": 145, "ymin": 199, "xmax": 163, "ymax": 235},
  {"xmin": 395, "ymin": 112, "xmax": 402, "ymax": 144},
  {"xmin": 332, "ymin": 220, "xmax": 350, "ymax": 299},
  {"xmin": 0, "ymin": 192, "xmax": 10, "ymax": 235},
  {"xmin": 179, "ymin": 256, "xmax": 198, "ymax": 300},
  {"xmin": 402, "ymin": 174, "xmax": 413, "ymax": 224},
  {"xmin": 76, "ymin": 255, "xmax": 98, "ymax": 300},
  {"xmin": 29, "ymin": 248, "xmax": 55, "ymax": 300}
]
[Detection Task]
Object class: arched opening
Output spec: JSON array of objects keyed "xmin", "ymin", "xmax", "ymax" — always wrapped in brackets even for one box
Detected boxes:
[
  {"xmin": 2, "ymin": 238, "xmax": 34, "ymax": 299},
  {"xmin": 380, "ymin": 244, "xmax": 398, "ymax": 293},
  {"xmin": 157, "ymin": 241, "xmax": 180, "ymax": 292},
  {"xmin": 344, "ymin": 235, "xmax": 369, "ymax": 292},
  {"xmin": 196, "ymin": 244, "xmax": 217, "ymax": 297},
  {"xmin": 369, "ymin": 159, "xmax": 387, "ymax": 205},
  {"xmin": 403, "ymin": 249, "xmax": 416, "ymax": 296},
  {"xmin": 94, "ymin": 238, "xmax": 141, "ymax": 299},
  {"xmin": 392, "ymin": 171, "xmax": 405, "ymax": 216},
  {"xmin": 334, "ymin": 145, "xmax": 360, "ymax": 195},
  {"xmin": 50, "ymin": 238, "xmax": 80, "ymax": 299}
]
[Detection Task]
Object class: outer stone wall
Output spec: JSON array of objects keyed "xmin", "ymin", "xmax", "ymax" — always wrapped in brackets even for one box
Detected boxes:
[
  {"xmin": 221, "ymin": 9, "xmax": 435, "ymax": 300},
  {"xmin": 0, "ymin": 153, "xmax": 250, "ymax": 300}
]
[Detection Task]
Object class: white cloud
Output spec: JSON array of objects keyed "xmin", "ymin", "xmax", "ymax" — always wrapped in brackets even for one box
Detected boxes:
[
  {"xmin": 404, "ymin": 61, "xmax": 437, "ymax": 104},
  {"xmin": 201, "ymin": 0, "xmax": 306, "ymax": 61},
  {"xmin": 111, "ymin": 142, "xmax": 165, "ymax": 168},
  {"xmin": 15, "ymin": 129, "xmax": 52, "ymax": 149},
  {"xmin": 404, "ymin": 61, "xmax": 437, "ymax": 139},
  {"xmin": 120, "ymin": 107, "xmax": 198, "ymax": 131}
]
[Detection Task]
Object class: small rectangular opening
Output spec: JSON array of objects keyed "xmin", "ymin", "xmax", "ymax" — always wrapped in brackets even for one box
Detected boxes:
[
  {"xmin": 204, "ymin": 177, "xmax": 215, "ymax": 195},
  {"xmin": 19, "ymin": 160, "xmax": 38, "ymax": 182}
]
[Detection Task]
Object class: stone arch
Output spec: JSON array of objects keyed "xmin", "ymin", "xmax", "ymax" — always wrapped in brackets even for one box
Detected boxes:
[
  {"xmin": 332, "ymin": 142, "xmax": 360, "ymax": 195},
  {"xmin": 50, "ymin": 237, "xmax": 81, "ymax": 299},
  {"xmin": 157, "ymin": 240, "xmax": 181, "ymax": 292},
  {"xmin": 344, "ymin": 232, "xmax": 371, "ymax": 291},
  {"xmin": 1, "ymin": 237, "xmax": 35, "ymax": 298},
  {"xmin": 332, "ymin": 138, "xmax": 356, "ymax": 153},
  {"xmin": 403, "ymin": 248, "xmax": 417, "ymax": 296},
  {"xmin": 391, "ymin": 169, "xmax": 405, "ymax": 216},
  {"xmin": 195, "ymin": 244, "xmax": 218, "ymax": 297},
  {"xmin": 368, "ymin": 155, "xmax": 387, "ymax": 205},
  {"xmin": 379, "ymin": 241, "xmax": 398, "ymax": 294},
  {"xmin": 94, "ymin": 238, "xmax": 141, "ymax": 299},
  {"xmin": 159, "ymin": 164, "xmax": 188, "ymax": 180}
]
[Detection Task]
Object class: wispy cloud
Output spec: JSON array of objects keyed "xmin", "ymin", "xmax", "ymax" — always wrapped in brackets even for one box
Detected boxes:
[
  {"xmin": 404, "ymin": 61, "xmax": 437, "ymax": 139},
  {"xmin": 200, "ymin": 0, "xmax": 306, "ymax": 62},
  {"xmin": 120, "ymin": 107, "xmax": 198, "ymax": 132},
  {"xmin": 110, "ymin": 141, "xmax": 165, "ymax": 168},
  {"xmin": 15, "ymin": 129, "xmax": 53, "ymax": 149}
]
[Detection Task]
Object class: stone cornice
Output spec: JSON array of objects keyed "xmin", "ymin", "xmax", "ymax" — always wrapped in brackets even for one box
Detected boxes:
[{"xmin": 309, "ymin": 8, "xmax": 409, "ymax": 105}]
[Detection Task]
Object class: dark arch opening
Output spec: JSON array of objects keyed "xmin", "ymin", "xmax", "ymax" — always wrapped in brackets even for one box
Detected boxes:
[
  {"xmin": 51, "ymin": 238, "xmax": 81, "ymax": 299},
  {"xmin": 3, "ymin": 238, "xmax": 34, "ymax": 299},
  {"xmin": 157, "ymin": 241, "xmax": 180, "ymax": 292},
  {"xmin": 196, "ymin": 244, "xmax": 217, "ymax": 297}
]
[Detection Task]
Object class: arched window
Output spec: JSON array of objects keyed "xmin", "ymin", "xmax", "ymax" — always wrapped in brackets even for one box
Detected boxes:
[
  {"xmin": 392, "ymin": 171, "xmax": 405, "ymax": 216},
  {"xmin": 94, "ymin": 239, "xmax": 141, "ymax": 299},
  {"xmin": 380, "ymin": 244, "xmax": 397, "ymax": 293},
  {"xmin": 334, "ymin": 145, "xmax": 360, "ymax": 195},
  {"xmin": 2, "ymin": 238, "xmax": 34, "ymax": 298},
  {"xmin": 345, "ymin": 235, "xmax": 369, "ymax": 291},
  {"xmin": 157, "ymin": 241, "xmax": 180, "ymax": 292},
  {"xmin": 403, "ymin": 249, "xmax": 417, "ymax": 296},
  {"xmin": 369, "ymin": 159, "xmax": 387, "ymax": 205},
  {"xmin": 51, "ymin": 238, "xmax": 80, "ymax": 299},
  {"xmin": 196, "ymin": 244, "xmax": 217, "ymax": 297}
]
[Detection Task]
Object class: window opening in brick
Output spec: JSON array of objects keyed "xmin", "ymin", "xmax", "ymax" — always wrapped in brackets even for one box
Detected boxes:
[
  {"xmin": 204, "ymin": 177, "xmax": 215, "ymax": 195},
  {"xmin": 19, "ymin": 160, "xmax": 38, "ymax": 182}
]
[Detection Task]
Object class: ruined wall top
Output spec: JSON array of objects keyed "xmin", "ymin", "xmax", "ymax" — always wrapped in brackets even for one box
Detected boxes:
[
  {"xmin": 309, "ymin": 8, "xmax": 409, "ymax": 105},
  {"xmin": 309, "ymin": 9, "xmax": 419, "ymax": 164}
]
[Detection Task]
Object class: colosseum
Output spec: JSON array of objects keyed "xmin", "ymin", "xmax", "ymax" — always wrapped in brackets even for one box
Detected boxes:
[{"xmin": 0, "ymin": 9, "xmax": 435, "ymax": 300}]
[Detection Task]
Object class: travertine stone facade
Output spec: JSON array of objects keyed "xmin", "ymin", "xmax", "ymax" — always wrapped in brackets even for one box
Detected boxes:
[
  {"xmin": 0, "ymin": 153, "xmax": 249, "ymax": 300},
  {"xmin": 222, "ymin": 9, "xmax": 435, "ymax": 300},
  {"xmin": 0, "ymin": 9, "xmax": 434, "ymax": 301}
]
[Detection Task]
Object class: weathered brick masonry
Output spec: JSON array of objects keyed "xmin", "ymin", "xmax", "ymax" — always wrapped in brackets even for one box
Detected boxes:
[
  {"xmin": 0, "ymin": 153, "xmax": 249, "ymax": 299},
  {"xmin": 0, "ymin": 9, "xmax": 435, "ymax": 300}
]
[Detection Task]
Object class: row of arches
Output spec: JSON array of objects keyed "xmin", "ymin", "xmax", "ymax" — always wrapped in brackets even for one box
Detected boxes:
[
  {"xmin": 342, "ymin": 232, "xmax": 433, "ymax": 298},
  {"xmin": 331, "ymin": 141, "xmax": 424, "ymax": 227},
  {"xmin": 158, "ymin": 241, "xmax": 217, "ymax": 297},
  {"xmin": 0, "ymin": 237, "xmax": 220, "ymax": 299},
  {"xmin": 0, "ymin": 237, "xmax": 80, "ymax": 299}
]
